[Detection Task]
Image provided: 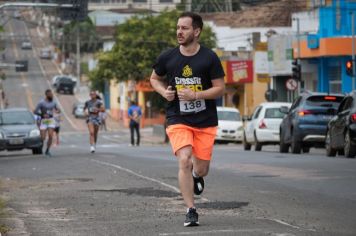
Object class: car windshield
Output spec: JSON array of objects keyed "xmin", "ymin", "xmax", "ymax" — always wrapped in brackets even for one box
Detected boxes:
[
  {"xmin": 0, "ymin": 111, "xmax": 35, "ymax": 125},
  {"xmin": 306, "ymin": 96, "xmax": 343, "ymax": 109},
  {"xmin": 58, "ymin": 77, "xmax": 72, "ymax": 82},
  {"xmin": 218, "ymin": 111, "xmax": 241, "ymax": 121},
  {"xmin": 264, "ymin": 108, "xmax": 286, "ymax": 119}
]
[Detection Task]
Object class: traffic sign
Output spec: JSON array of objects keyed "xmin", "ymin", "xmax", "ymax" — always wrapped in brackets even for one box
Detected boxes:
[{"xmin": 286, "ymin": 78, "xmax": 298, "ymax": 91}]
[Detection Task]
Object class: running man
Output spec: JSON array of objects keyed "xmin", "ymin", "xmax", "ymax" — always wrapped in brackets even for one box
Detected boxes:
[
  {"xmin": 34, "ymin": 89, "xmax": 61, "ymax": 157},
  {"xmin": 150, "ymin": 12, "xmax": 225, "ymax": 226},
  {"xmin": 84, "ymin": 91, "xmax": 105, "ymax": 153}
]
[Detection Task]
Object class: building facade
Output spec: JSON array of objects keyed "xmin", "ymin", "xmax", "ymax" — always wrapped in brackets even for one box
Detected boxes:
[
  {"xmin": 88, "ymin": 0, "xmax": 180, "ymax": 12},
  {"xmin": 292, "ymin": 0, "xmax": 356, "ymax": 93}
]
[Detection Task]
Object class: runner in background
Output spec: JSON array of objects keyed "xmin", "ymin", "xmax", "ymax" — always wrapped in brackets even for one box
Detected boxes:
[
  {"xmin": 84, "ymin": 91, "xmax": 105, "ymax": 153},
  {"xmin": 34, "ymin": 89, "xmax": 61, "ymax": 157}
]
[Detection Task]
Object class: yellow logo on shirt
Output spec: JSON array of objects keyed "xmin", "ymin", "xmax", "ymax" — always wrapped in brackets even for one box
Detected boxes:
[{"xmin": 182, "ymin": 65, "xmax": 193, "ymax": 77}]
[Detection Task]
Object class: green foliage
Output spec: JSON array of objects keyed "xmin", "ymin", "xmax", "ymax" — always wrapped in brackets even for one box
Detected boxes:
[
  {"xmin": 91, "ymin": 10, "xmax": 217, "ymax": 84},
  {"xmin": 0, "ymin": 183, "xmax": 9, "ymax": 234},
  {"xmin": 81, "ymin": 62, "xmax": 89, "ymax": 75},
  {"xmin": 61, "ymin": 18, "xmax": 101, "ymax": 53}
]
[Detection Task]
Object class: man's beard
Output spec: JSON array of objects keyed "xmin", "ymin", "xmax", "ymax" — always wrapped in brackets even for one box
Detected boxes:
[
  {"xmin": 178, "ymin": 34, "xmax": 195, "ymax": 46},
  {"xmin": 47, "ymin": 97, "xmax": 53, "ymax": 102}
]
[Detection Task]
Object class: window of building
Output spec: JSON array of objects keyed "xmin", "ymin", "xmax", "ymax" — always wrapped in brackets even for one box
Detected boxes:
[
  {"xmin": 160, "ymin": 0, "xmax": 173, "ymax": 2},
  {"xmin": 328, "ymin": 65, "xmax": 342, "ymax": 93},
  {"xmin": 133, "ymin": 0, "xmax": 147, "ymax": 2}
]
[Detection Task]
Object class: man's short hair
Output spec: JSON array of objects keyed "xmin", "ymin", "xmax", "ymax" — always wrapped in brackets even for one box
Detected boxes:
[
  {"xmin": 45, "ymin": 89, "xmax": 52, "ymax": 95},
  {"xmin": 179, "ymin": 12, "xmax": 204, "ymax": 31}
]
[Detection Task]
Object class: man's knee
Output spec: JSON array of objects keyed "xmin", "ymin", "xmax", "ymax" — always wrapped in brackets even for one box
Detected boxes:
[
  {"xmin": 177, "ymin": 149, "xmax": 193, "ymax": 171},
  {"xmin": 194, "ymin": 167, "xmax": 209, "ymax": 177},
  {"xmin": 179, "ymin": 156, "xmax": 193, "ymax": 172}
]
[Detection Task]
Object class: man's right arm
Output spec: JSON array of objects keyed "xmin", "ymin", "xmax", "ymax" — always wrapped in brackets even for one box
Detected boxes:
[
  {"xmin": 150, "ymin": 71, "xmax": 175, "ymax": 101},
  {"xmin": 33, "ymin": 102, "xmax": 41, "ymax": 116}
]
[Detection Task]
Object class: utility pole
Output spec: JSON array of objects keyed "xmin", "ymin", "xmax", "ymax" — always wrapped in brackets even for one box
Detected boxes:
[
  {"xmin": 185, "ymin": 0, "xmax": 192, "ymax": 11},
  {"xmin": 351, "ymin": 12, "xmax": 355, "ymax": 91},
  {"xmin": 293, "ymin": 17, "xmax": 301, "ymax": 94},
  {"xmin": 76, "ymin": 21, "xmax": 80, "ymax": 90}
]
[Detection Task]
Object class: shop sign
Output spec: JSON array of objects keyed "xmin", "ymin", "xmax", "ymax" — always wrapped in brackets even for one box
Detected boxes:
[{"xmin": 225, "ymin": 60, "xmax": 253, "ymax": 84}]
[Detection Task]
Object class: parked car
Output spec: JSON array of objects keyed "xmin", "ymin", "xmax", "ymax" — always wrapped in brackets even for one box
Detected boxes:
[
  {"xmin": 39, "ymin": 48, "xmax": 52, "ymax": 59},
  {"xmin": 326, "ymin": 92, "xmax": 356, "ymax": 158},
  {"xmin": 280, "ymin": 92, "xmax": 344, "ymax": 154},
  {"xmin": 56, "ymin": 76, "xmax": 76, "ymax": 94},
  {"xmin": 243, "ymin": 102, "xmax": 291, "ymax": 151},
  {"xmin": 13, "ymin": 11, "xmax": 21, "ymax": 19},
  {"xmin": 215, "ymin": 107, "xmax": 243, "ymax": 143},
  {"xmin": 73, "ymin": 103, "xmax": 86, "ymax": 119},
  {"xmin": 52, "ymin": 75, "xmax": 77, "ymax": 88},
  {"xmin": 0, "ymin": 108, "xmax": 42, "ymax": 155},
  {"xmin": 21, "ymin": 41, "xmax": 32, "ymax": 50}
]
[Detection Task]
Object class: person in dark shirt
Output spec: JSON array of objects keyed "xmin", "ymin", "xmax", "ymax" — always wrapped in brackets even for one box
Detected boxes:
[
  {"xmin": 150, "ymin": 12, "xmax": 225, "ymax": 227},
  {"xmin": 128, "ymin": 101, "xmax": 142, "ymax": 146}
]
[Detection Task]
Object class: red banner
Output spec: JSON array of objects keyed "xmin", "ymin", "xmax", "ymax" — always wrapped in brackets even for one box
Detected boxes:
[{"xmin": 225, "ymin": 60, "xmax": 253, "ymax": 84}]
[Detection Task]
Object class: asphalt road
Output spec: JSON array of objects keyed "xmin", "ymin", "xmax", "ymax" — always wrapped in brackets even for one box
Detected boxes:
[{"xmin": 1, "ymin": 17, "xmax": 356, "ymax": 236}]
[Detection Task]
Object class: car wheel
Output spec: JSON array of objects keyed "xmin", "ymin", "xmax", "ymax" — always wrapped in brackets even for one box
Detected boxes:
[
  {"xmin": 344, "ymin": 130, "xmax": 356, "ymax": 158},
  {"xmin": 243, "ymin": 132, "xmax": 251, "ymax": 151},
  {"xmin": 325, "ymin": 129, "xmax": 336, "ymax": 157},
  {"xmin": 279, "ymin": 129, "xmax": 289, "ymax": 153},
  {"xmin": 290, "ymin": 130, "xmax": 301, "ymax": 154},
  {"xmin": 254, "ymin": 132, "xmax": 262, "ymax": 151},
  {"xmin": 32, "ymin": 147, "xmax": 43, "ymax": 155}
]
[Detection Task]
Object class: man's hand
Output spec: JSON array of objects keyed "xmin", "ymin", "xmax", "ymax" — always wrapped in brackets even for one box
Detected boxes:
[
  {"xmin": 177, "ymin": 87, "xmax": 196, "ymax": 101},
  {"xmin": 164, "ymin": 86, "xmax": 176, "ymax": 102}
]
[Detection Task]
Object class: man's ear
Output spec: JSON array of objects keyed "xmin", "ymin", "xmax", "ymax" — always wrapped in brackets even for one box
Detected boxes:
[{"xmin": 194, "ymin": 28, "xmax": 201, "ymax": 38}]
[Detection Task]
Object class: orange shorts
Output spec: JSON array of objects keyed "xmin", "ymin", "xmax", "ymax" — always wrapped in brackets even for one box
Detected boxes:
[{"xmin": 166, "ymin": 124, "xmax": 217, "ymax": 161}]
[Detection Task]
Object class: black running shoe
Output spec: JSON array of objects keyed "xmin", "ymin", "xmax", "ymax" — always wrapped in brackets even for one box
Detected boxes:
[
  {"xmin": 193, "ymin": 176, "xmax": 204, "ymax": 195},
  {"xmin": 184, "ymin": 208, "xmax": 199, "ymax": 227}
]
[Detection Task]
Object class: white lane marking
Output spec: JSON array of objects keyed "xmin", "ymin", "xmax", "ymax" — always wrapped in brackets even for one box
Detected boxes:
[
  {"xmin": 91, "ymin": 159, "xmax": 210, "ymax": 202},
  {"xmin": 102, "ymin": 135, "xmax": 126, "ymax": 143},
  {"xmin": 263, "ymin": 218, "xmax": 316, "ymax": 232},
  {"xmin": 91, "ymin": 159, "xmax": 181, "ymax": 193},
  {"xmin": 159, "ymin": 229, "xmax": 265, "ymax": 235},
  {"xmin": 25, "ymin": 24, "xmax": 77, "ymax": 130}
]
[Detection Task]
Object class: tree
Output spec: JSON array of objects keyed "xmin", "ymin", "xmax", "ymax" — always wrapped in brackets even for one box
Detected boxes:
[
  {"xmin": 61, "ymin": 18, "xmax": 101, "ymax": 53},
  {"xmin": 91, "ymin": 10, "xmax": 217, "ymax": 85}
]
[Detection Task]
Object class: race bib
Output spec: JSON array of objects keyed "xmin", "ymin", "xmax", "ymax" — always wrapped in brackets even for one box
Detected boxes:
[
  {"xmin": 89, "ymin": 107, "xmax": 97, "ymax": 113},
  {"xmin": 42, "ymin": 119, "xmax": 54, "ymax": 125},
  {"xmin": 179, "ymin": 99, "xmax": 206, "ymax": 115}
]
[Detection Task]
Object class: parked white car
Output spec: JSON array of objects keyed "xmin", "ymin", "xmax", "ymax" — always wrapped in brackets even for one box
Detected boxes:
[
  {"xmin": 243, "ymin": 102, "xmax": 291, "ymax": 151},
  {"xmin": 39, "ymin": 48, "xmax": 52, "ymax": 59},
  {"xmin": 216, "ymin": 107, "xmax": 243, "ymax": 143}
]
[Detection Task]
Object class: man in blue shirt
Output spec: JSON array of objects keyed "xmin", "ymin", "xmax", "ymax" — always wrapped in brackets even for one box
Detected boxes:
[{"xmin": 128, "ymin": 101, "xmax": 142, "ymax": 146}]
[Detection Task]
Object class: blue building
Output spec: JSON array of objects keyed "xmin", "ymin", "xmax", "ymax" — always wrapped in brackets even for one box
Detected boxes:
[{"xmin": 293, "ymin": 0, "xmax": 356, "ymax": 93}]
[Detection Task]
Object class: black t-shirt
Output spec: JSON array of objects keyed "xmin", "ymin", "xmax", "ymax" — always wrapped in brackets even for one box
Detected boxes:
[{"xmin": 153, "ymin": 45, "xmax": 225, "ymax": 128}]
